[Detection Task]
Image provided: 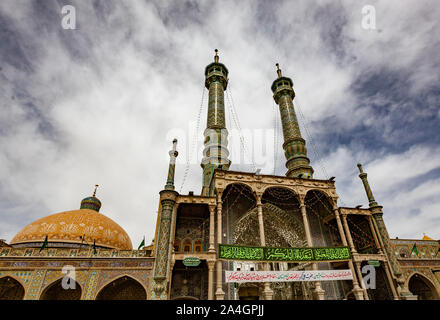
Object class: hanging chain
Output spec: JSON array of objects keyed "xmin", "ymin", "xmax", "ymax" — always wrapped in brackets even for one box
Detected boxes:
[
  {"xmin": 293, "ymin": 91, "xmax": 346, "ymax": 207},
  {"xmin": 179, "ymin": 85, "xmax": 206, "ymax": 193},
  {"xmin": 225, "ymin": 83, "xmax": 257, "ymax": 172}
]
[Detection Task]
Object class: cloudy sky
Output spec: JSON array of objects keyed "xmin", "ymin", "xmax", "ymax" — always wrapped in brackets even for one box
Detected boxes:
[{"xmin": 1, "ymin": 0, "xmax": 439, "ymax": 246}]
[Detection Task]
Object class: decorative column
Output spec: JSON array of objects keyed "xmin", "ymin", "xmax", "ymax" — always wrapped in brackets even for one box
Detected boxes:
[
  {"xmin": 357, "ymin": 163, "xmax": 415, "ymax": 300},
  {"xmin": 215, "ymin": 190, "xmax": 225, "ymax": 300},
  {"xmin": 331, "ymin": 203, "xmax": 365, "ymax": 300},
  {"xmin": 341, "ymin": 214, "xmax": 356, "ymax": 254},
  {"xmin": 368, "ymin": 215, "xmax": 383, "ymax": 254},
  {"xmin": 168, "ymin": 256, "xmax": 176, "ymax": 297},
  {"xmin": 340, "ymin": 212, "xmax": 369, "ymax": 300},
  {"xmin": 208, "ymin": 205, "xmax": 216, "ymax": 253},
  {"xmin": 368, "ymin": 213, "xmax": 399, "ymax": 299},
  {"xmin": 201, "ymin": 50, "xmax": 231, "ymax": 196},
  {"xmin": 151, "ymin": 139, "xmax": 179, "ymax": 300},
  {"xmin": 299, "ymin": 197, "xmax": 324, "ymax": 299},
  {"xmin": 271, "ymin": 64, "xmax": 314, "ymax": 179},
  {"xmin": 207, "ymin": 260, "xmax": 215, "ymax": 300},
  {"xmin": 256, "ymin": 193, "xmax": 274, "ymax": 300}
]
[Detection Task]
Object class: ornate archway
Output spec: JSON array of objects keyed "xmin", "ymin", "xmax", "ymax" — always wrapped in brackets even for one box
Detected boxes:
[
  {"xmin": 237, "ymin": 285, "xmax": 261, "ymax": 300},
  {"xmin": 305, "ymin": 189, "xmax": 351, "ymax": 300},
  {"xmin": 408, "ymin": 273, "xmax": 439, "ymax": 300},
  {"xmin": 230, "ymin": 186, "xmax": 315, "ymax": 300},
  {"xmin": 170, "ymin": 260, "xmax": 208, "ymax": 300},
  {"xmin": 0, "ymin": 276, "xmax": 25, "ymax": 300},
  {"xmin": 96, "ymin": 275, "xmax": 146, "ymax": 300},
  {"xmin": 39, "ymin": 278, "xmax": 82, "ymax": 300}
]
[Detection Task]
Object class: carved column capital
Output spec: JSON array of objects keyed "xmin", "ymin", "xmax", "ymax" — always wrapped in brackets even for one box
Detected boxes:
[
  {"xmin": 159, "ymin": 189, "xmax": 179, "ymax": 203},
  {"xmin": 331, "ymin": 197, "xmax": 339, "ymax": 207},
  {"xmin": 255, "ymin": 192, "xmax": 263, "ymax": 204},
  {"xmin": 298, "ymin": 194, "xmax": 306, "ymax": 205},
  {"xmin": 208, "ymin": 204, "xmax": 216, "ymax": 213},
  {"xmin": 207, "ymin": 259, "xmax": 216, "ymax": 269}
]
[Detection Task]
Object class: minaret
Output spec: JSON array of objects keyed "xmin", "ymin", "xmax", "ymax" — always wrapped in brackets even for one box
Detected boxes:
[
  {"xmin": 201, "ymin": 49, "xmax": 231, "ymax": 196},
  {"xmin": 357, "ymin": 163, "xmax": 378, "ymax": 207},
  {"xmin": 165, "ymin": 139, "xmax": 178, "ymax": 190},
  {"xmin": 271, "ymin": 64, "xmax": 313, "ymax": 179},
  {"xmin": 357, "ymin": 163, "xmax": 415, "ymax": 300},
  {"xmin": 151, "ymin": 139, "xmax": 179, "ymax": 300}
]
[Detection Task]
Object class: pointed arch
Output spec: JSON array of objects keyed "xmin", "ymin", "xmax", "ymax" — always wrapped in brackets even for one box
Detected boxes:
[
  {"xmin": 39, "ymin": 278, "xmax": 82, "ymax": 300},
  {"xmin": 0, "ymin": 276, "xmax": 25, "ymax": 300},
  {"xmin": 95, "ymin": 275, "xmax": 147, "ymax": 300},
  {"xmin": 262, "ymin": 185, "xmax": 300, "ymax": 202},
  {"xmin": 305, "ymin": 188, "xmax": 334, "ymax": 202},
  {"xmin": 407, "ymin": 272, "xmax": 440, "ymax": 300},
  {"xmin": 221, "ymin": 182, "xmax": 255, "ymax": 197}
]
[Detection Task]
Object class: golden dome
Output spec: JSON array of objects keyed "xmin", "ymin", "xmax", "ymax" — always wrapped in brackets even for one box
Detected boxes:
[{"xmin": 10, "ymin": 209, "xmax": 133, "ymax": 250}]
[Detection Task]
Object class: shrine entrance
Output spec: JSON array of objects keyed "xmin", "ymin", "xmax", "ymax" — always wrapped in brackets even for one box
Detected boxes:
[
  {"xmin": 40, "ymin": 278, "xmax": 82, "ymax": 300},
  {"xmin": 0, "ymin": 276, "xmax": 25, "ymax": 300},
  {"xmin": 96, "ymin": 276, "xmax": 146, "ymax": 300},
  {"xmin": 237, "ymin": 285, "xmax": 260, "ymax": 300},
  {"xmin": 170, "ymin": 260, "xmax": 209, "ymax": 300},
  {"xmin": 408, "ymin": 273, "xmax": 439, "ymax": 300}
]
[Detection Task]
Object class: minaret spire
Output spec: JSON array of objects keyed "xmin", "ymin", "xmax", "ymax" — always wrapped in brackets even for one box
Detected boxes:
[
  {"xmin": 92, "ymin": 184, "xmax": 99, "ymax": 197},
  {"xmin": 165, "ymin": 139, "xmax": 178, "ymax": 190},
  {"xmin": 201, "ymin": 49, "xmax": 231, "ymax": 196},
  {"xmin": 276, "ymin": 63, "xmax": 282, "ymax": 78},
  {"xmin": 356, "ymin": 162, "xmax": 415, "ymax": 299},
  {"xmin": 214, "ymin": 49, "xmax": 219, "ymax": 63},
  {"xmin": 357, "ymin": 163, "xmax": 378, "ymax": 207},
  {"xmin": 271, "ymin": 64, "xmax": 313, "ymax": 178}
]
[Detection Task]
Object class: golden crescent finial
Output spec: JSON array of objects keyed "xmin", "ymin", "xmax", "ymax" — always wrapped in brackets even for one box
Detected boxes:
[
  {"xmin": 93, "ymin": 184, "xmax": 99, "ymax": 197},
  {"xmin": 276, "ymin": 63, "xmax": 282, "ymax": 78}
]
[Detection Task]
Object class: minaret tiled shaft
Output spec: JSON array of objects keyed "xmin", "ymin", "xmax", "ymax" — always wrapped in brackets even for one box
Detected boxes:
[
  {"xmin": 151, "ymin": 139, "xmax": 179, "ymax": 299},
  {"xmin": 357, "ymin": 163, "xmax": 378, "ymax": 207},
  {"xmin": 357, "ymin": 163, "xmax": 414, "ymax": 299},
  {"xmin": 165, "ymin": 139, "xmax": 178, "ymax": 190},
  {"xmin": 271, "ymin": 64, "xmax": 313, "ymax": 178},
  {"xmin": 201, "ymin": 50, "xmax": 231, "ymax": 196}
]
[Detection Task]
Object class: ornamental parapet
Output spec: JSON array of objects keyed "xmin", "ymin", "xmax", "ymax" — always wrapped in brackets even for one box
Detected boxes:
[
  {"xmin": 214, "ymin": 169, "xmax": 337, "ymax": 199},
  {"xmin": 339, "ymin": 207, "xmax": 372, "ymax": 216},
  {"xmin": 175, "ymin": 194, "xmax": 216, "ymax": 205},
  {"xmin": 0, "ymin": 247, "xmax": 153, "ymax": 259}
]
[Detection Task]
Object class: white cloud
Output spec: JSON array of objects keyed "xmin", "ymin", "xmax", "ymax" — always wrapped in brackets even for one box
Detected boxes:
[{"xmin": 0, "ymin": 0, "xmax": 439, "ymax": 245}]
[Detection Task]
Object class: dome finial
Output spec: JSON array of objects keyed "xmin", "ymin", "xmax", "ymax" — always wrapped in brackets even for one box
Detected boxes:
[
  {"xmin": 276, "ymin": 63, "xmax": 282, "ymax": 78},
  {"xmin": 214, "ymin": 49, "xmax": 219, "ymax": 63},
  {"xmin": 80, "ymin": 185, "xmax": 102, "ymax": 212},
  {"xmin": 93, "ymin": 184, "xmax": 99, "ymax": 197}
]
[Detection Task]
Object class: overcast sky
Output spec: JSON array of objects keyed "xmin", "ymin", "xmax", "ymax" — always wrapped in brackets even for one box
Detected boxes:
[{"xmin": 1, "ymin": 0, "xmax": 439, "ymax": 246}]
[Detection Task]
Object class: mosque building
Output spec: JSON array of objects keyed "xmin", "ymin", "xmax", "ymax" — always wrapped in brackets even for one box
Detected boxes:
[{"xmin": 0, "ymin": 51, "xmax": 439, "ymax": 300}]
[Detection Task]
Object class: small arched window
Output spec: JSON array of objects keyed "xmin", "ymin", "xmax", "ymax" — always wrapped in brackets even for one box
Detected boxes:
[
  {"xmin": 194, "ymin": 240, "xmax": 202, "ymax": 252},
  {"xmin": 183, "ymin": 239, "xmax": 192, "ymax": 252}
]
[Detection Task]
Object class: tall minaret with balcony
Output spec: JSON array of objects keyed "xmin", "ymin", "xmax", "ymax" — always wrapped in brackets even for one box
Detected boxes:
[
  {"xmin": 271, "ymin": 64, "xmax": 314, "ymax": 179},
  {"xmin": 201, "ymin": 49, "xmax": 231, "ymax": 196},
  {"xmin": 151, "ymin": 139, "xmax": 179, "ymax": 300}
]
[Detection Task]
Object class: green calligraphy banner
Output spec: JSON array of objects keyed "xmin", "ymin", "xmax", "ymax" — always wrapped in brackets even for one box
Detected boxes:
[{"xmin": 218, "ymin": 244, "xmax": 351, "ymax": 262}]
